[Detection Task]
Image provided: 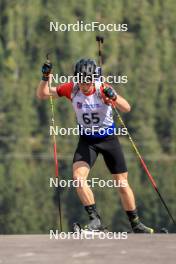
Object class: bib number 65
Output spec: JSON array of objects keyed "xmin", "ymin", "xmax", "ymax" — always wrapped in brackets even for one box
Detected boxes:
[{"xmin": 82, "ymin": 113, "xmax": 100, "ymax": 124}]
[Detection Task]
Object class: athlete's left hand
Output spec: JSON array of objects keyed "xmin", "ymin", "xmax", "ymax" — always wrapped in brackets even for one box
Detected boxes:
[
  {"xmin": 103, "ymin": 87, "xmax": 117, "ymax": 100},
  {"xmin": 102, "ymin": 86, "xmax": 117, "ymax": 106},
  {"xmin": 103, "ymin": 97, "xmax": 116, "ymax": 106}
]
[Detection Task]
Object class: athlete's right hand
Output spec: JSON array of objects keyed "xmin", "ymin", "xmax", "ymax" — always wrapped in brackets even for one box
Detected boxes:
[{"xmin": 42, "ymin": 61, "xmax": 52, "ymax": 81}]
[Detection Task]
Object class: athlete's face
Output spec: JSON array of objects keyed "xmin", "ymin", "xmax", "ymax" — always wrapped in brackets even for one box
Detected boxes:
[{"xmin": 79, "ymin": 82, "xmax": 93, "ymax": 94}]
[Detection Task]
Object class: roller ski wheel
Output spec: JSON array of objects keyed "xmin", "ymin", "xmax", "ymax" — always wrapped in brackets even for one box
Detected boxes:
[{"xmin": 160, "ymin": 227, "xmax": 169, "ymax": 233}]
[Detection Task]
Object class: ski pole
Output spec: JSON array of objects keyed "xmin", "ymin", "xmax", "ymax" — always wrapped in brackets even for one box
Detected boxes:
[
  {"xmin": 96, "ymin": 36, "xmax": 104, "ymax": 67},
  {"xmin": 46, "ymin": 53, "xmax": 63, "ymax": 232},
  {"xmin": 95, "ymin": 36, "xmax": 176, "ymax": 227}
]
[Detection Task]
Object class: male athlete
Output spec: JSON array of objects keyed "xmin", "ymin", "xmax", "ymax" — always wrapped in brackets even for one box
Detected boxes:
[{"xmin": 37, "ymin": 58, "xmax": 153, "ymax": 233}]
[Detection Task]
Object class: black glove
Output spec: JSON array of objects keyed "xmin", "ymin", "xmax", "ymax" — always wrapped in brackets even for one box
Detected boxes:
[
  {"xmin": 103, "ymin": 86, "xmax": 117, "ymax": 101},
  {"xmin": 42, "ymin": 61, "xmax": 52, "ymax": 81}
]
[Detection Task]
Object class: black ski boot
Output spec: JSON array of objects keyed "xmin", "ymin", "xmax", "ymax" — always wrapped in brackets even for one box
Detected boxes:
[
  {"xmin": 85, "ymin": 214, "xmax": 104, "ymax": 231},
  {"xmin": 84, "ymin": 204, "xmax": 105, "ymax": 231},
  {"xmin": 131, "ymin": 218, "xmax": 154, "ymax": 233}
]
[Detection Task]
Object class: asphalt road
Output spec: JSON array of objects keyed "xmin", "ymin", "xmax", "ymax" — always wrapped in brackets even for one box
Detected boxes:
[{"xmin": 0, "ymin": 234, "xmax": 176, "ymax": 264}]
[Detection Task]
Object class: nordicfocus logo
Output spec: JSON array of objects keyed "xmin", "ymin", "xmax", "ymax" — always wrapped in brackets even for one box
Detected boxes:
[
  {"xmin": 49, "ymin": 178, "xmax": 128, "ymax": 188},
  {"xmin": 50, "ymin": 21, "xmax": 128, "ymax": 32},
  {"xmin": 49, "ymin": 125, "xmax": 128, "ymax": 136},
  {"xmin": 77, "ymin": 102, "xmax": 102, "ymax": 109},
  {"xmin": 50, "ymin": 230, "xmax": 128, "ymax": 240},
  {"xmin": 52, "ymin": 74, "xmax": 128, "ymax": 85}
]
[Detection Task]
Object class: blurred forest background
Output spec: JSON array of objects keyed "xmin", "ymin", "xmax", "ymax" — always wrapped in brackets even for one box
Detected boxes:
[{"xmin": 0, "ymin": 0, "xmax": 176, "ymax": 233}]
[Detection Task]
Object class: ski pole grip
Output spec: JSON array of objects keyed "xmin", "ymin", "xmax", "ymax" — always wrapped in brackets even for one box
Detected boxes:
[{"xmin": 96, "ymin": 36, "xmax": 104, "ymax": 43}]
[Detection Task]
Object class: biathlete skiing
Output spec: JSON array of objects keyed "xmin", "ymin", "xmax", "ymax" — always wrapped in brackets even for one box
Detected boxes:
[{"xmin": 36, "ymin": 58, "xmax": 154, "ymax": 233}]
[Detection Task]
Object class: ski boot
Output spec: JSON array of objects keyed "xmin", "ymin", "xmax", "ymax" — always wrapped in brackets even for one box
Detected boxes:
[
  {"xmin": 73, "ymin": 215, "xmax": 107, "ymax": 234},
  {"xmin": 131, "ymin": 218, "xmax": 154, "ymax": 233},
  {"xmin": 84, "ymin": 215, "xmax": 106, "ymax": 231}
]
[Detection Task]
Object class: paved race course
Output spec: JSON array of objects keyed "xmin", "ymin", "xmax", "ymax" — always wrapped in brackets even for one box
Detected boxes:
[{"xmin": 0, "ymin": 234, "xmax": 176, "ymax": 264}]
